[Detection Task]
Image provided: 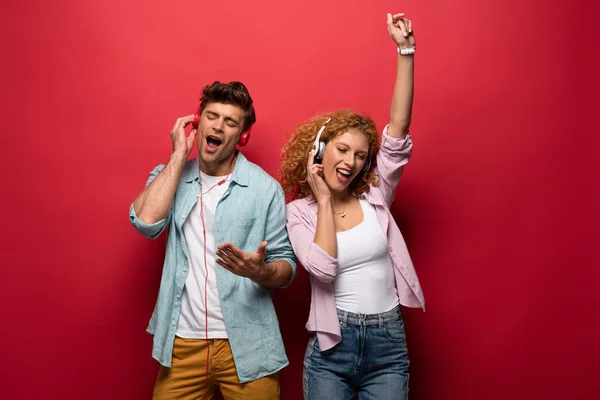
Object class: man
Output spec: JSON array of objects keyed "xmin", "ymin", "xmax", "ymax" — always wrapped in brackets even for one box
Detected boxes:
[{"xmin": 129, "ymin": 81, "xmax": 296, "ymax": 399}]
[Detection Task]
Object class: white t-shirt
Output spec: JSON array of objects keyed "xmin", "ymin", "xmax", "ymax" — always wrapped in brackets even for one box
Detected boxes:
[
  {"xmin": 333, "ymin": 199, "xmax": 399, "ymax": 314},
  {"xmin": 176, "ymin": 171, "xmax": 231, "ymax": 339}
]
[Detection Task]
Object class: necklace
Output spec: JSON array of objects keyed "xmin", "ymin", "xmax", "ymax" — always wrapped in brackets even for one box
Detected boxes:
[
  {"xmin": 332, "ymin": 196, "xmax": 358, "ymax": 218},
  {"xmin": 333, "ymin": 204, "xmax": 348, "ymax": 218},
  {"xmin": 334, "ymin": 210, "xmax": 347, "ymax": 218}
]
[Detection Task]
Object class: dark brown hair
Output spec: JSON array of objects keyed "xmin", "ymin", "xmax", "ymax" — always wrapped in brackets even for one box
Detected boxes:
[{"xmin": 199, "ymin": 81, "xmax": 256, "ymax": 131}]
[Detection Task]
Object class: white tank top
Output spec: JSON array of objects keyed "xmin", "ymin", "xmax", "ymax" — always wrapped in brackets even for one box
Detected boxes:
[{"xmin": 333, "ymin": 199, "xmax": 399, "ymax": 314}]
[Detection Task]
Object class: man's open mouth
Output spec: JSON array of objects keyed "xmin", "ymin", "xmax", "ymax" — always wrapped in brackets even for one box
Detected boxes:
[{"xmin": 206, "ymin": 135, "xmax": 223, "ymax": 150}]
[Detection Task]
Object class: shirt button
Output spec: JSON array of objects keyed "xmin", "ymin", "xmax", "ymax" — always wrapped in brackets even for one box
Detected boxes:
[
  {"xmin": 176, "ymin": 295, "xmax": 181, "ymax": 300},
  {"xmin": 183, "ymin": 268, "xmax": 187, "ymax": 273},
  {"xmin": 180, "ymin": 215, "xmax": 185, "ymax": 219},
  {"xmin": 171, "ymin": 321, "xmax": 176, "ymax": 326}
]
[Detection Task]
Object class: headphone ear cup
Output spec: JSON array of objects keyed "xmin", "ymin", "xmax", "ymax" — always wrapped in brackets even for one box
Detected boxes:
[
  {"xmin": 192, "ymin": 105, "xmax": 201, "ymax": 129},
  {"xmin": 315, "ymin": 141, "xmax": 325, "ymax": 162},
  {"xmin": 238, "ymin": 130, "xmax": 251, "ymax": 146}
]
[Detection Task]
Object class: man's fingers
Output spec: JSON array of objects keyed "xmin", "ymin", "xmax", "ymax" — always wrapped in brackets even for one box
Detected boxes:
[
  {"xmin": 216, "ymin": 258, "xmax": 234, "ymax": 272},
  {"xmin": 187, "ymin": 128, "xmax": 198, "ymax": 142},
  {"xmin": 171, "ymin": 117, "xmax": 182, "ymax": 134},
  {"xmin": 218, "ymin": 248, "xmax": 244, "ymax": 267},
  {"xmin": 217, "ymin": 248, "xmax": 248, "ymax": 270},
  {"xmin": 179, "ymin": 115, "xmax": 195, "ymax": 130},
  {"xmin": 256, "ymin": 241, "xmax": 268, "ymax": 257},
  {"xmin": 172, "ymin": 115, "xmax": 196, "ymax": 134},
  {"xmin": 218, "ymin": 243, "xmax": 248, "ymax": 261},
  {"xmin": 217, "ymin": 248, "xmax": 231, "ymax": 262}
]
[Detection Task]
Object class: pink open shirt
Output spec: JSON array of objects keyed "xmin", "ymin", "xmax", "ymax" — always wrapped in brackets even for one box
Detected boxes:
[{"xmin": 285, "ymin": 126, "xmax": 426, "ymax": 351}]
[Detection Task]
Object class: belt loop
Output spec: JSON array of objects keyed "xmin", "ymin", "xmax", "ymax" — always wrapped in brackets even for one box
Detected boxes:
[
  {"xmin": 340, "ymin": 310, "xmax": 348, "ymax": 328},
  {"xmin": 378, "ymin": 313, "xmax": 384, "ymax": 328}
]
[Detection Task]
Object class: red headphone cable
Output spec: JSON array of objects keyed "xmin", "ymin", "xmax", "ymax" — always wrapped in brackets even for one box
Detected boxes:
[{"xmin": 199, "ymin": 175, "xmax": 228, "ymax": 398}]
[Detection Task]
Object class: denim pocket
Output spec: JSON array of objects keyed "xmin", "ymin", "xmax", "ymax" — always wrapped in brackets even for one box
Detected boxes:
[{"xmin": 383, "ymin": 320, "xmax": 406, "ymax": 342}]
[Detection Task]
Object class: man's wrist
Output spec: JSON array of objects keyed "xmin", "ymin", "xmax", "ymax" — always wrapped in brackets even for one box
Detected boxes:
[
  {"xmin": 253, "ymin": 262, "xmax": 277, "ymax": 285},
  {"xmin": 169, "ymin": 151, "xmax": 188, "ymax": 166}
]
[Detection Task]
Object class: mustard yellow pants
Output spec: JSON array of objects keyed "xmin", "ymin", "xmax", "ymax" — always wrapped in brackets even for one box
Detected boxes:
[{"xmin": 153, "ymin": 337, "xmax": 280, "ymax": 399}]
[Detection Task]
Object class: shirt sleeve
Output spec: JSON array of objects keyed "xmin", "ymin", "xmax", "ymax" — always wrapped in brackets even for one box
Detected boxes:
[
  {"xmin": 286, "ymin": 201, "xmax": 338, "ymax": 283},
  {"xmin": 376, "ymin": 125, "xmax": 413, "ymax": 206},
  {"xmin": 263, "ymin": 186, "xmax": 297, "ymax": 287},
  {"xmin": 128, "ymin": 164, "xmax": 171, "ymax": 239}
]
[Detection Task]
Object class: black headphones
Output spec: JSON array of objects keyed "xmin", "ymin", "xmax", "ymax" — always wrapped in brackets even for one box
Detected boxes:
[{"xmin": 312, "ymin": 118, "xmax": 371, "ymax": 172}]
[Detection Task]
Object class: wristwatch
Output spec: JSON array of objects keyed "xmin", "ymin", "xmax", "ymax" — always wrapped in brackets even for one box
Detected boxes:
[{"xmin": 397, "ymin": 46, "xmax": 416, "ymax": 55}]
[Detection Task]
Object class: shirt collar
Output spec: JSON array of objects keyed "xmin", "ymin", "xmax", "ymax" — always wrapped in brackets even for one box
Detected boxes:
[{"xmin": 182, "ymin": 151, "xmax": 250, "ymax": 187}]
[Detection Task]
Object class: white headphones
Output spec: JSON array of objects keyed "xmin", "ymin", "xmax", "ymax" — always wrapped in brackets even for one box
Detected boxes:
[
  {"xmin": 312, "ymin": 118, "xmax": 331, "ymax": 163},
  {"xmin": 312, "ymin": 117, "xmax": 371, "ymax": 172}
]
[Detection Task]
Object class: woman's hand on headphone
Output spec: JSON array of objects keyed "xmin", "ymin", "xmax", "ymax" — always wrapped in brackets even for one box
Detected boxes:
[
  {"xmin": 387, "ymin": 12, "xmax": 415, "ymax": 49},
  {"xmin": 307, "ymin": 150, "xmax": 332, "ymax": 204},
  {"xmin": 170, "ymin": 114, "xmax": 197, "ymax": 158}
]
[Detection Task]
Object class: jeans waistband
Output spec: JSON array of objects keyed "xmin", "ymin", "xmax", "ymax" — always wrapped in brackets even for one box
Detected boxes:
[{"xmin": 337, "ymin": 306, "xmax": 401, "ymax": 327}]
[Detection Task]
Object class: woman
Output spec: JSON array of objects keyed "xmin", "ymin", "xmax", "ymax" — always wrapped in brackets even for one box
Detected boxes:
[{"xmin": 280, "ymin": 13, "xmax": 425, "ymax": 400}]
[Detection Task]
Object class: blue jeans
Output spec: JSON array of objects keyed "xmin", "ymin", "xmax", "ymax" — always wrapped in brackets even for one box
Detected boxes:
[{"xmin": 303, "ymin": 306, "xmax": 409, "ymax": 400}]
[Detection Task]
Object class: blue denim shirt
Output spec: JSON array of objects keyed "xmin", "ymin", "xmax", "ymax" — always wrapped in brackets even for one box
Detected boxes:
[{"xmin": 129, "ymin": 152, "xmax": 296, "ymax": 383}]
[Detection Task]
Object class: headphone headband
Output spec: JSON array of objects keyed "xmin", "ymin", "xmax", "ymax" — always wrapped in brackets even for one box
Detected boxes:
[
  {"xmin": 314, "ymin": 118, "xmax": 331, "ymax": 146},
  {"xmin": 312, "ymin": 118, "xmax": 331, "ymax": 163}
]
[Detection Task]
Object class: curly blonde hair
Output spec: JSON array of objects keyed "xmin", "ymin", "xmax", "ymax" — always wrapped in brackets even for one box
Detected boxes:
[{"xmin": 280, "ymin": 110, "xmax": 380, "ymax": 200}]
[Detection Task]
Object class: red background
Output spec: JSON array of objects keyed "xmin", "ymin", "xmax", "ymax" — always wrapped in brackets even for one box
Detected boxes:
[{"xmin": 2, "ymin": 0, "xmax": 598, "ymax": 399}]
